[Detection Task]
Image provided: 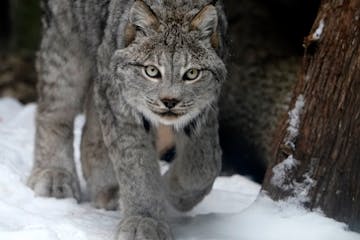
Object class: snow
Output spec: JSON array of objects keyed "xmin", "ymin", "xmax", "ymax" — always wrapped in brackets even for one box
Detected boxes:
[
  {"xmin": 312, "ymin": 19, "xmax": 325, "ymax": 40},
  {"xmin": 270, "ymin": 155, "xmax": 299, "ymax": 190},
  {"xmin": 270, "ymin": 154, "xmax": 317, "ymax": 204},
  {"xmin": 0, "ymin": 97, "xmax": 359, "ymax": 240},
  {"xmin": 284, "ymin": 94, "xmax": 305, "ymax": 150},
  {"xmin": 273, "ymin": 94, "xmax": 316, "ymax": 203}
]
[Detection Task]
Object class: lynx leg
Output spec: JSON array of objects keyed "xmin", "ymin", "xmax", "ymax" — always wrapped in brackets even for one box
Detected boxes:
[
  {"xmin": 93, "ymin": 75, "xmax": 173, "ymax": 239},
  {"xmin": 81, "ymin": 94, "xmax": 118, "ymax": 210},
  {"xmin": 27, "ymin": 9, "xmax": 91, "ymax": 201},
  {"xmin": 28, "ymin": 65, "xmax": 86, "ymax": 201},
  {"xmin": 164, "ymin": 111, "xmax": 222, "ymax": 211}
]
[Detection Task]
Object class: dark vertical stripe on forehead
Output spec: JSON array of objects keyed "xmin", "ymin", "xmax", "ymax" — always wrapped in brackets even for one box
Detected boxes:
[
  {"xmin": 184, "ymin": 52, "xmax": 189, "ymax": 68},
  {"xmin": 157, "ymin": 54, "xmax": 161, "ymax": 67},
  {"xmin": 170, "ymin": 49, "xmax": 175, "ymax": 84}
]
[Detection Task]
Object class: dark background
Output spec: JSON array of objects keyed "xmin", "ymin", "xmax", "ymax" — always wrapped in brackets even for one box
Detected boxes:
[{"xmin": 0, "ymin": 0, "xmax": 320, "ymax": 183}]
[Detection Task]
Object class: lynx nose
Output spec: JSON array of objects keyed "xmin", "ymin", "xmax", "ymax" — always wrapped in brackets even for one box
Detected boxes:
[{"xmin": 161, "ymin": 98, "xmax": 180, "ymax": 109}]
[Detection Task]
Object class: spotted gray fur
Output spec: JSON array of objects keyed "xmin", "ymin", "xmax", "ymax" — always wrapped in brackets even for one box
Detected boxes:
[{"xmin": 28, "ymin": 1, "xmax": 227, "ymax": 239}]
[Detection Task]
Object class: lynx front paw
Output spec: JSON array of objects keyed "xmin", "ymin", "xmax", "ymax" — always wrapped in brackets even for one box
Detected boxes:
[
  {"xmin": 27, "ymin": 168, "xmax": 80, "ymax": 201},
  {"xmin": 117, "ymin": 216, "xmax": 173, "ymax": 240}
]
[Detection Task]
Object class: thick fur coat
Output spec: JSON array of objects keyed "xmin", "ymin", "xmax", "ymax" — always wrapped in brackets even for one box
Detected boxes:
[{"xmin": 28, "ymin": 1, "xmax": 227, "ymax": 239}]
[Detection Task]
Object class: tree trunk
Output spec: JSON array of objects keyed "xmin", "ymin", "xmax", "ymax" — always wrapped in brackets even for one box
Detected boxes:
[{"xmin": 262, "ymin": 0, "xmax": 360, "ymax": 232}]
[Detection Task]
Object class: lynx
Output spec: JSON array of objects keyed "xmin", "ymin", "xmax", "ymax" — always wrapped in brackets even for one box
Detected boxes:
[{"xmin": 27, "ymin": 0, "xmax": 227, "ymax": 239}]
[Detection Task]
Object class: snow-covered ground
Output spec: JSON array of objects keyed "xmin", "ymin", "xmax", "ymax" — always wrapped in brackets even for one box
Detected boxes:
[{"xmin": 0, "ymin": 97, "xmax": 359, "ymax": 240}]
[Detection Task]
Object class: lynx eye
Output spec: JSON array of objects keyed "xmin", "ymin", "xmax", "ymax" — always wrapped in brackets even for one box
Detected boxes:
[
  {"xmin": 183, "ymin": 68, "xmax": 201, "ymax": 82},
  {"xmin": 144, "ymin": 65, "xmax": 161, "ymax": 79}
]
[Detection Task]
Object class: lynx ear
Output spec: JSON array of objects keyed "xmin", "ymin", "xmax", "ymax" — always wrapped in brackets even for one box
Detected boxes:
[
  {"xmin": 190, "ymin": 4, "xmax": 218, "ymax": 46},
  {"xmin": 125, "ymin": 1, "xmax": 159, "ymax": 46},
  {"xmin": 128, "ymin": 1, "xmax": 159, "ymax": 34}
]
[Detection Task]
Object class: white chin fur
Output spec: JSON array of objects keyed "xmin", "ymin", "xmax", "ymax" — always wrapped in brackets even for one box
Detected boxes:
[{"xmin": 138, "ymin": 106, "xmax": 201, "ymax": 131}]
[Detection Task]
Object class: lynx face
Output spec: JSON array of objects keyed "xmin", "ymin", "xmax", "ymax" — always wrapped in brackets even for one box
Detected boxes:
[{"xmin": 112, "ymin": 1, "xmax": 226, "ymax": 129}]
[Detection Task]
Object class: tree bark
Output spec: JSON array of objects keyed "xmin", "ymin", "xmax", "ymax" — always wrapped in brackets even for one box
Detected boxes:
[{"xmin": 262, "ymin": 0, "xmax": 360, "ymax": 232}]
